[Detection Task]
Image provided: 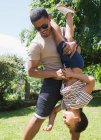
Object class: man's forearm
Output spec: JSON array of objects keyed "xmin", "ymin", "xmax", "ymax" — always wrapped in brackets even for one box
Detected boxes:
[{"xmin": 28, "ymin": 68, "xmax": 56, "ymax": 79}]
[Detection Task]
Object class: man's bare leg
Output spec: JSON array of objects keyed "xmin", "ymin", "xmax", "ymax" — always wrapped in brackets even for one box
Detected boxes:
[
  {"xmin": 23, "ymin": 115, "xmax": 44, "ymax": 140},
  {"xmin": 43, "ymin": 105, "xmax": 61, "ymax": 131}
]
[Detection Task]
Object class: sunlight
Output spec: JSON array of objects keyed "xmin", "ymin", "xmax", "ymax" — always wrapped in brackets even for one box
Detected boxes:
[{"xmin": 0, "ymin": 34, "xmax": 27, "ymax": 60}]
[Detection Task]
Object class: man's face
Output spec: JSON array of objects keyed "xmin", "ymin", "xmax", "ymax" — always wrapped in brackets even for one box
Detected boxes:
[
  {"xmin": 63, "ymin": 111, "xmax": 81, "ymax": 132},
  {"xmin": 33, "ymin": 16, "xmax": 51, "ymax": 37}
]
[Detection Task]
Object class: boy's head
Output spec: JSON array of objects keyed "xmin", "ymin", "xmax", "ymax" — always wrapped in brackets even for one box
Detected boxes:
[
  {"xmin": 63, "ymin": 109, "xmax": 88, "ymax": 133},
  {"xmin": 75, "ymin": 110, "xmax": 88, "ymax": 133},
  {"xmin": 30, "ymin": 7, "xmax": 52, "ymax": 37}
]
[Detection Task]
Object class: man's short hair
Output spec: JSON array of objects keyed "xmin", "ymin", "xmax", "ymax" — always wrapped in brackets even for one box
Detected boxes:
[
  {"xmin": 30, "ymin": 7, "xmax": 49, "ymax": 24},
  {"xmin": 75, "ymin": 110, "xmax": 88, "ymax": 133}
]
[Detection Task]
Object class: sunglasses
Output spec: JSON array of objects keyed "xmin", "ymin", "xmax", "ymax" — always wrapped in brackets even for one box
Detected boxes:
[{"xmin": 35, "ymin": 24, "xmax": 48, "ymax": 31}]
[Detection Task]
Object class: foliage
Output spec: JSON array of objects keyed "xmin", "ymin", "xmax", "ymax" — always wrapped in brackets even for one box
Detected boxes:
[
  {"xmin": 84, "ymin": 64, "xmax": 101, "ymax": 83},
  {"xmin": 20, "ymin": 27, "xmax": 36, "ymax": 47},
  {"xmin": 0, "ymin": 56, "xmax": 17, "ymax": 101},
  {"xmin": 73, "ymin": 0, "xmax": 101, "ymax": 66},
  {"xmin": 96, "ymin": 69, "xmax": 101, "ymax": 83},
  {"xmin": 28, "ymin": 77, "xmax": 42, "ymax": 94},
  {"xmin": 0, "ymin": 55, "xmax": 26, "ymax": 102}
]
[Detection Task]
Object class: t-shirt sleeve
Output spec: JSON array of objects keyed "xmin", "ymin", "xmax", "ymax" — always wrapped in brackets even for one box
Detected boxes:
[{"xmin": 28, "ymin": 40, "xmax": 41, "ymax": 61}]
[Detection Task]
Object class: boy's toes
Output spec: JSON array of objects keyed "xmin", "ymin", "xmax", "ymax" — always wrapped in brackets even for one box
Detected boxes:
[{"xmin": 43, "ymin": 124, "xmax": 53, "ymax": 131}]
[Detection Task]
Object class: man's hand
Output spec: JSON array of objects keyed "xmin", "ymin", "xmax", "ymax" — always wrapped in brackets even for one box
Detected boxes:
[{"xmin": 63, "ymin": 41, "xmax": 77, "ymax": 58}]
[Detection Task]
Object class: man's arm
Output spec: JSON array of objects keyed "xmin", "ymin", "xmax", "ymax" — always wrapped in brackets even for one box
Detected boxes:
[{"xmin": 27, "ymin": 60, "xmax": 65, "ymax": 79}]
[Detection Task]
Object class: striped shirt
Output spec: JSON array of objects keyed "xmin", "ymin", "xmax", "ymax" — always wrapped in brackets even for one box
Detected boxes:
[{"xmin": 60, "ymin": 80, "xmax": 93, "ymax": 109}]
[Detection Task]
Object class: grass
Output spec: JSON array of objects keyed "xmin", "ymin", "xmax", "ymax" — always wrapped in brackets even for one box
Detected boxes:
[
  {"xmin": 0, "ymin": 97, "xmax": 101, "ymax": 140},
  {"xmin": 95, "ymin": 81, "xmax": 101, "ymax": 90}
]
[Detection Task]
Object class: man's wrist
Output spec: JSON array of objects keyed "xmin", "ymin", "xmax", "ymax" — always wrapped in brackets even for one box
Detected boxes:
[{"xmin": 49, "ymin": 70, "xmax": 57, "ymax": 78}]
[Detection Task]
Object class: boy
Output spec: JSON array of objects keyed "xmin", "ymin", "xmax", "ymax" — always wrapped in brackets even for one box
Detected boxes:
[
  {"xmin": 43, "ymin": 69, "xmax": 95, "ymax": 133},
  {"xmin": 43, "ymin": 5, "xmax": 95, "ymax": 135}
]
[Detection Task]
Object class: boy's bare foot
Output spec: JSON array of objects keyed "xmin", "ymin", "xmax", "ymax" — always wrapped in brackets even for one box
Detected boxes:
[
  {"xmin": 43, "ymin": 105, "xmax": 61, "ymax": 131},
  {"xmin": 56, "ymin": 4, "xmax": 75, "ymax": 15},
  {"xmin": 43, "ymin": 110, "xmax": 57, "ymax": 131}
]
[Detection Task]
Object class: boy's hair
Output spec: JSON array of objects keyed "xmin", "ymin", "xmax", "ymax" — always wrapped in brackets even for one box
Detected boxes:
[
  {"xmin": 30, "ymin": 7, "xmax": 49, "ymax": 24},
  {"xmin": 75, "ymin": 110, "xmax": 88, "ymax": 133}
]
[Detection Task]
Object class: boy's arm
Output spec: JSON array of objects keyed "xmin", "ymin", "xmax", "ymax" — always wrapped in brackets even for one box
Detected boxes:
[
  {"xmin": 63, "ymin": 68, "xmax": 95, "ymax": 94},
  {"xmin": 63, "ymin": 68, "xmax": 94, "ymax": 84}
]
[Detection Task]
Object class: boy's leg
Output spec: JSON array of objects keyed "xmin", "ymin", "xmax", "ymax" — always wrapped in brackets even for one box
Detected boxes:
[
  {"xmin": 43, "ymin": 104, "xmax": 61, "ymax": 131},
  {"xmin": 56, "ymin": 4, "xmax": 75, "ymax": 42},
  {"xmin": 51, "ymin": 19, "xmax": 62, "ymax": 35},
  {"xmin": 56, "ymin": 4, "xmax": 75, "ymax": 15},
  {"xmin": 51, "ymin": 19, "xmax": 64, "ymax": 45},
  {"xmin": 65, "ymin": 13, "xmax": 74, "ymax": 42}
]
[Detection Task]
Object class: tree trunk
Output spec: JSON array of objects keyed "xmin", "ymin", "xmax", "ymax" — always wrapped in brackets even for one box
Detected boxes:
[
  {"xmin": 0, "ymin": 92, "xmax": 4, "ymax": 103},
  {"xmin": 24, "ymin": 80, "xmax": 30, "ymax": 101}
]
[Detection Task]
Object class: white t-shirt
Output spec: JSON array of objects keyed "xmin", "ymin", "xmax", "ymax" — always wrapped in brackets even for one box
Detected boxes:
[{"xmin": 28, "ymin": 32, "xmax": 62, "ymax": 70}]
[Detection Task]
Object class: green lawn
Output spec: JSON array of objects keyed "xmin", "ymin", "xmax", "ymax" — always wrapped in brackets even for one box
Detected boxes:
[{"xmin": 0, "ymin": 97, "xmax": 101, "ymax": 140}]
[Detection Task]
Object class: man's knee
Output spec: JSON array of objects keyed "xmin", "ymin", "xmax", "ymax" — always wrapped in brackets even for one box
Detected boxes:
[{"xmin": 34, "ymin": 115, "xmax": 45, "ymax": 124}]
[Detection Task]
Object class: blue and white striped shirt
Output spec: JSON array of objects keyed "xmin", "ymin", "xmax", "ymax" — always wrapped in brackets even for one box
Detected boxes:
[{"xmin": 60, "ymin": 80, "xmax": 93, "ymax": 109}]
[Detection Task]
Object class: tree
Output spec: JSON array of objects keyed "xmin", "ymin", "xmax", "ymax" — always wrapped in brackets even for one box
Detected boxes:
[
  {"xmin": 0, "ymin": 56, "xmax": 17, "ymax": 102},
  {"xmin": 0, "ymin": 56, "xmax": 27, "ymax": 102},
  {"xmin": 73, "ymin": 0, "xmax": 101, "ymax": 66}
]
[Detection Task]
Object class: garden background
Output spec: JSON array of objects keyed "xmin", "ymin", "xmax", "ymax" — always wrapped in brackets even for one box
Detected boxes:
[{"xmin": 0, "ymin": 0, "xmax": 101, "ymax": 140}]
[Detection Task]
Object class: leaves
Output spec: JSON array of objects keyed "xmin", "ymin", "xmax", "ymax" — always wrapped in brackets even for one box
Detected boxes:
[{"xmin": 0, "ymin": 56, "xmax": 26, "ymax": 101}]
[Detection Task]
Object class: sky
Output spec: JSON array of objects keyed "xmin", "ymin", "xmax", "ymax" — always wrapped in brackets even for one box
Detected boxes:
[
  {"xmin": 0, "ymin": 0, "xmax": 32, "ymax": 39},
  {"xmin": 0, "ymin": 0, "xmax": 32, "ymax": 59}
]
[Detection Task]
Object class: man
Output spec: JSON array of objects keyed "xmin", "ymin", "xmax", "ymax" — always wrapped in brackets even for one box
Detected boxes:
[{"xmin": 23, "ymin": 7, "xmax": 78, "ymax": 140}]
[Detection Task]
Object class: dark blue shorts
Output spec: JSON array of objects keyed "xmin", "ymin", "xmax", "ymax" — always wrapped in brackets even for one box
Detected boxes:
[
  {"xmin": 57, "ymin": 41, "xmax": 84, "ymax": 69},
  {"xmin": 35, "ymin": 78, "xmax": 62, "ymax": 119}
]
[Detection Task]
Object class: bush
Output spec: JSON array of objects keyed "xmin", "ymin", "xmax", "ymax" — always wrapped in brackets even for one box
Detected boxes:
[
  {"xmin": 0, "ymin": 99, "xmax": 37, "ymax": 111},
  {"xmin": 84, "ymin": 64, "xmax": 101, "ymax": 82},
  {"xmin": 96, "ymin": 70, "xmax": 101, "ymax": 83}
]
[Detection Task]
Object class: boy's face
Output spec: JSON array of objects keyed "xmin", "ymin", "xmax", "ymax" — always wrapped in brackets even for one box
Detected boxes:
[
  {"xmin": 63, "ymin": 110, "xmax": 81, "ymax": 132},
  {"xmin": 33, "ymin": 16, "xmax": 51, "ymax": 38}
]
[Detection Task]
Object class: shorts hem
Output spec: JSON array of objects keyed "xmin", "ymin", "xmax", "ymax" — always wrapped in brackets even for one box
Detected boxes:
[{"xmin": 34, "ymin": 113, "xmax": 48, "ymax": 119}]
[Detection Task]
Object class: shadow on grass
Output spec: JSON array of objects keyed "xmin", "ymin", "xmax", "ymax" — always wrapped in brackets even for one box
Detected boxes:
[
  {"xmin": 0, "ymin": 106, "xmax": 35, "ymax": 119},
  {"xmin": 88, "ymin": 96, "xmax": 101, "ymax": 107},
  {"xmin": 0, "ymin": 93, "xmax": 101, "ymax": 119}
]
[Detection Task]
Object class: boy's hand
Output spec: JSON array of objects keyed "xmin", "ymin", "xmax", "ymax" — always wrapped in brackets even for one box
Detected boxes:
[
  {"xmin": 54, "ymin": 69, "xmax": 66, "ymax": 80},
  {"xmin": 62, "ymin": 68, "xmax": 73, "ymax": 78}
]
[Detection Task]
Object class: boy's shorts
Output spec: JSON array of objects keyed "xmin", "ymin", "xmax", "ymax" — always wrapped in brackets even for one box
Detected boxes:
[
  {"xmin": 57, "ymin": 41, "xmax": 84, "ymax": 69},
  {"xmin": 35, "ymin": 78, "xmax": 62, "ymax": 119}
]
